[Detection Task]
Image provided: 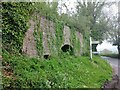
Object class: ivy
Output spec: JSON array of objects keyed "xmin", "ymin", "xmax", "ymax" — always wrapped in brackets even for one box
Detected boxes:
[
  {"xmin": 2, "ymin": 2, "xmax": 90, "ymax": 56},
  {"xmin": 33, "ymin": 14, "xmax": 43, "ymax": 58},
  {"xmin": 55, "ymin": 20, "xmax": 64, "ymax": 56},
  {"xmin": 2, "ymin": 2, "xmax": 33, "ymax": 54}
]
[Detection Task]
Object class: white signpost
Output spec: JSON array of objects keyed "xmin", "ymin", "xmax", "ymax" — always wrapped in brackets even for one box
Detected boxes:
[
  {"xmin": 90, "ymin": 37, "xmax": 92, "ymax": 60},
  {"xmin": 90, "ymin": 37, "xmax": 100, "ymax": 60}
]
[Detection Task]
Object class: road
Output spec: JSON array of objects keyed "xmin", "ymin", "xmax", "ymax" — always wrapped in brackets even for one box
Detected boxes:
[{"xmin": 101, "ymin": 56, "xmax": 120, "ymax": 77}]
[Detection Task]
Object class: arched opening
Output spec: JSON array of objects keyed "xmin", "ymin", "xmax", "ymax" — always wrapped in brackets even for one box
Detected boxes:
[
  {"xmin": 61, "ymin": 44, "xmax": 73, "ymax": 55},
  {"xmin": 44, "ymin": 54, "xmax": 49, "ymax": 59}
]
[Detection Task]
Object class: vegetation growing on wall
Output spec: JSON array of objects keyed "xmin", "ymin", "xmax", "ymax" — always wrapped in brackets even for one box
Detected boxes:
[
  {"xmin": 2, "ymin": 2, "xmax": 33, "ymax": 54},
  {"xmin": 70, "ymin": 27, "xmax": 77, "ymax": 55},
  {"xmin": 54, "ymin": 20, "xmax": 64, "ymax": 55},
  {"xmin": 2, "ymin": 2, "xmax": 90, "ymax": 56},
  {"xmin": 33, "ymin": 14, "xmax": 43, "ymax": 57}
]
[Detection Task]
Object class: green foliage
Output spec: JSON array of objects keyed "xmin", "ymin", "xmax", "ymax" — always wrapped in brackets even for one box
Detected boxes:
[
  {"xmin": 69, "ymin": 1, "xmax": 109, "ymax": 41},
  {"xmin": 70, "ymin": 27, "xmax": 76, "ymax": 55},
  {"xmin": 100, "ymin": 54, "xmax": 119, "ymax": 59},
  {"xmin": 70, "ymin": 27, "xmax": 81, "ymax": 56},
  {"xmin": 2, "ymin": 2, "xmax": 33, "ymax": 53},
  {"xmin": 2, "ymin": 52, "xmax": 112, "ymax": 88},
  {"xmin": 33, "ymin": 15, "xmax": 43, "ymax": 57},
  {"xmin": 2, "ymin": 2, "xmax": 90, "ymax": 55},
  {"xmin": 33, "ymin": 2, "xmax": 58, "ymax": 22},
  {"xmin": 91, "ymin": 17, "xmax": 109, "ymax": 41},
  {"xmin": 32, "ymin": 2, "xmax": 91, "ymax": 56},
  {"xmin": 82, "ymin": 38, "xmax": 90, "ymax": 56},
  {"xmin": 54, "ymin": 20, "xmax": 64, "ymax": 55},
  {"xmin": 1, "ymin": 1, "xmax": 114, "ymax": 89}
]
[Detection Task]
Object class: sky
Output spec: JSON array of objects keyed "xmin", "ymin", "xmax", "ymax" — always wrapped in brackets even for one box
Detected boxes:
[
  {"xmin": 58, "ymin": 0, "xmax": 119, "ymax": 15},
  {"xmin": 97, "ymin": 40, "xmax": 118, "ymax": 53}
]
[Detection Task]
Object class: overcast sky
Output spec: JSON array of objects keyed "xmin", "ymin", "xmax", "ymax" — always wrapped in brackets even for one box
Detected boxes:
[
  {"xmin": 58, "ymin": 0, "xmax": 119, "ymax": 15},
  {"xmin": 97, "ymin": 40, "xmax": 118, "ymax": 53}
]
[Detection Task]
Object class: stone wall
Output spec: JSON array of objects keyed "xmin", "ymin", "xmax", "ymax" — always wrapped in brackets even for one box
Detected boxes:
[
  {"xmin": 22, "ymin": 20, "xmax": 37, "ymax": 57},
  {"xmin": 76, "ymin": 31, "xmax": 83, "ymax": 55},
  {"xmin": 61, "ymin": 26, "xmax": 73, "ymax": 55},
  {"xmin": 22, "ymin": 16, "xmax": 83, "ymax": 58}
]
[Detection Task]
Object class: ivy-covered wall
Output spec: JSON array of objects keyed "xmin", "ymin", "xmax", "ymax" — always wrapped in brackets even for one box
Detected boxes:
[
  {"xmin": 22, "ymin": 13, "xmax": 85, "ymax": 58},
  {"xmin": 2, "ymin": 2, "xmax": 90, "ymax": 57},
  {"xmin": 2, "ymin": 2, "xmax": 33, "ymax": 54}
]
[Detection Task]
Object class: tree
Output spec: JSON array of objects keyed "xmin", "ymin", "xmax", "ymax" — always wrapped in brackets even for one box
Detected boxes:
[
  {"xmin": 75, "ymin": 0, "xmax": 112, "ymax": 41},
  {"xmin": 105, "ymin": 14, "xmax": 120, "ymax": 57},
  {"xmin": 33, "ymin": 1, "xmax": 58, "ymax": 21}
]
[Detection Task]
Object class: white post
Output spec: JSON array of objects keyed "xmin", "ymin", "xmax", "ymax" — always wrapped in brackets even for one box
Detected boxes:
[{"xmin": 90, "ymin": 36, "xmax": 92, "ymax": 60}]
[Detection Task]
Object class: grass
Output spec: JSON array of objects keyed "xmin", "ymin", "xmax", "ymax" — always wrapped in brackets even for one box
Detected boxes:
[
  {"xmin": 2, "ymin": 52, "xmax": 112, "ymax": 88},
  {"xmin": 100, "ymin": 54, "xmax": 119, "ymax": 59}
]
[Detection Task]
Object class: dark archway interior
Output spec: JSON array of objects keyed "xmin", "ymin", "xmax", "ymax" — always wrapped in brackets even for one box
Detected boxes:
[
  {"xmin": 44, "ymin": 55, "xmax": 49, "ymax": 59},
  {"xmin": 61, "ymin": 44, "xmax": 73, "ymax": 55}
]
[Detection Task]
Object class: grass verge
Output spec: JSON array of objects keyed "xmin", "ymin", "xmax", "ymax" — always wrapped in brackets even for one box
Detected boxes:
[
  {"xmin": 100, "ymin": 54, "xmax": 119, "ymax": 59},
  {"xmin": 2, "ymin": 52, "xmax": 112, "ymax": 88}
]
